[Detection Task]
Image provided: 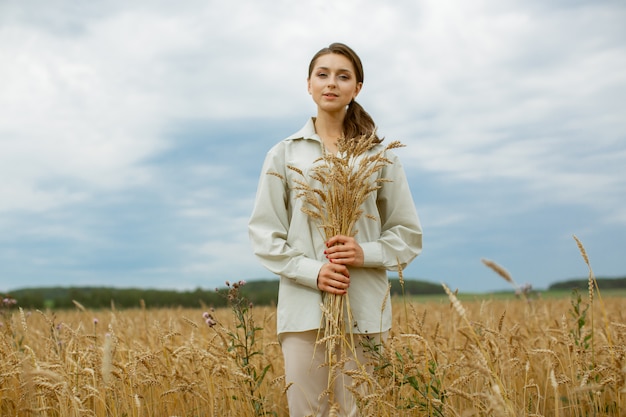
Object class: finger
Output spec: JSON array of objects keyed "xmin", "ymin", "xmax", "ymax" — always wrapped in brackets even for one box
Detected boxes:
[
  {"xmin": 333, "ymin": 264, "xmax": 349, "ymax": 277},
  {"xmin": 325, "ymin": 246, "xmax": 351, "ymax": 259},
  {"xmin": 329, "ymin": 257, "xmax": 347, "ymax": 266},
  {"xmin": 330, "ymin": 274, "xmax": 347, "ymax": 286},
  {"xmin": 324, "ymin": 273, "xmax": 349, "ymax": 293},
  {"xmin": 326, "ymin": 235, "xmax": 349, "ymax": 247},
  {"xmin": 329, "ymin": 277, "xmax": 348, "ymax": 292}
]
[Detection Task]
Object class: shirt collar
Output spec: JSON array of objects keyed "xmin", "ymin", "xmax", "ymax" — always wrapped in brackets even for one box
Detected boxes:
[{"xmin": 285, "ymin": 117, "xmax": 321, "ymax": 142}]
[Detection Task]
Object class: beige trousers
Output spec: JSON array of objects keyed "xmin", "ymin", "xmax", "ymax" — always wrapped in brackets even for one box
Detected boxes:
[{"xmin": 280, "ymin": 330, "xmax": 386, "ymax": 417}]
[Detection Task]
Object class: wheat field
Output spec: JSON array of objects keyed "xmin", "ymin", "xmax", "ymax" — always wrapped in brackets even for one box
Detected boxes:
[{"xmin": 1, "ymin": 284, "xmax": 624, "ymax": 416}]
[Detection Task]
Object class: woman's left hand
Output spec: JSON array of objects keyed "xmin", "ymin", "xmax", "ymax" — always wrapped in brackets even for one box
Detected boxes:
[{"xmin": 324, "ymin": 235, "xmax": 364, "ymax": 267}]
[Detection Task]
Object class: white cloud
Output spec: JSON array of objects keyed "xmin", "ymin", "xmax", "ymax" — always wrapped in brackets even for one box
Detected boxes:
[
  {"xmin": 1, "ymin": 0, "xmax": 625, "ymax": 292},
  {"xmin": 0, "ymin": 12, "xmax": 175, "ymax": 213},
  {"xmin": 357, "ymin": 0, "xmax": 626, "ymax": 223}
]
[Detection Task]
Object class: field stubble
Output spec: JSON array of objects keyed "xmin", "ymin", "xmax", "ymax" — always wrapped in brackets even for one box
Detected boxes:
[{"xmin": 1, "ymin": 286, "xmax": 624, "ymax": 416}]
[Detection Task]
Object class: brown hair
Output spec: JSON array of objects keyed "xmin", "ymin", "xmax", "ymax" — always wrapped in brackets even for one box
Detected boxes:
[{"xmin": 308, "ymin": 43, "xmax": 382, "ymax": 143}]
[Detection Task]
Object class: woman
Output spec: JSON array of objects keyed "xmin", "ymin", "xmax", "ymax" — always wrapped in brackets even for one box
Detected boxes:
[{"xmin": 248, "ymin": 43, "xmax": 422, "ymax": 416}]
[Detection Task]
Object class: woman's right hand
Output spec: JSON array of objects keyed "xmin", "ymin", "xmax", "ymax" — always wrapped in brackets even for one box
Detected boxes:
[{"xmin": 317, "ymin": 263, "xmax": 350, "ymax": 295}]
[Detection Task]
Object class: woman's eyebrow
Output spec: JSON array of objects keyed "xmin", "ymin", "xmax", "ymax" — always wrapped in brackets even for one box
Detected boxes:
[{"xmin": 314, "ymin": 66, "xmax": 353, "ymax": 73}]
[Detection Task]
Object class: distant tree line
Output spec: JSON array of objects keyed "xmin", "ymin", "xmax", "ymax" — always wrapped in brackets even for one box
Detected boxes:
[
  {"xmin": 4, "ymin": 278, "xmax": 446, "ymax": 310},
  {"xmin": 6, "ymin": 286, "xmax": 228, "ymax": 310},
  {"xmin": 8, "ymin": 276, "xmax": 622, "ymax": 311},
  {"xmin": 548, "ymin": 277, "xmax": 626, "ymax": 291}
]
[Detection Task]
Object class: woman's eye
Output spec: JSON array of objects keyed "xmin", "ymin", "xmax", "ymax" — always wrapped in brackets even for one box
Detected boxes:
[{"xmin": 317, "ymin": 72, "xmax": 327, "ymax": 78}]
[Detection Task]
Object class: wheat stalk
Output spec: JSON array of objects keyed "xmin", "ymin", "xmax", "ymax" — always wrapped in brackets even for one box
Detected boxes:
[
  {"xmin": 481, "ymin": 259, "xmax": 517, "ymax": 288},
  {"xmin": 3, "ymin": 299, "xmax": 625, "ymax": 415}
]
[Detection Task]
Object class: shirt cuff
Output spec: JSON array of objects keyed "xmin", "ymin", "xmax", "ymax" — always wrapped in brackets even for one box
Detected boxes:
[
  {"xmin": 294, "ymin": 257, "xmax": 325, "ymax": 290},
  {"xmin": 361, "ymin": 241, "xmax": 383, "ymax": 267}
]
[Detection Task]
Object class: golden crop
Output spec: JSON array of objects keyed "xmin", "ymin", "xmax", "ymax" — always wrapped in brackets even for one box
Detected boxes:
[{"xmin": 1, "ymin": 289, "xmax": 624, "ymax": 416}]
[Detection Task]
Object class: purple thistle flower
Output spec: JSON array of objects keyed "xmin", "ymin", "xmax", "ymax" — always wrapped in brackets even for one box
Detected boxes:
[{"xmin": 2, "ymin": 297, "xmax": 17, "ymax": 306}]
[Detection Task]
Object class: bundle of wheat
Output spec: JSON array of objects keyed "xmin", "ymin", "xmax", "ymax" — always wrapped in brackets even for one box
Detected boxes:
[{"xmin": 272, "ymin": 132, "xmax": 404, "ymax": 402}]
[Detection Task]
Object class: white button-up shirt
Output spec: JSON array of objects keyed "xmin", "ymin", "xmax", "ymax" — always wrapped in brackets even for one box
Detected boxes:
[{"xmin": 249, "ymin": 118, "xmax": 422, "ymax": 336}]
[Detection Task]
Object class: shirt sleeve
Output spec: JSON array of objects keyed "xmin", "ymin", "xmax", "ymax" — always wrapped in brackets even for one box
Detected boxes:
[
  {"xmin": 360, "ymin": 151, "xmax": 423, "ymax": 271},
  {"xmin": 248, "ymin": 145, "xmax": 323, "ymax": 290}
]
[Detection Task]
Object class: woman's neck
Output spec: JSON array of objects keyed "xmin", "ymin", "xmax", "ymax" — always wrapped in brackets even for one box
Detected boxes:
[{"xmin": 314, "ymin": 113, "xmax": 344, "ymax": 154}]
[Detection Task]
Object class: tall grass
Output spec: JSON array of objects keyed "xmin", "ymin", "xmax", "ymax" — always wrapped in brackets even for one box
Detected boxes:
[
  {"xmin": 1, "ymin": 295, "xmax": 624, "ymax": 415},
  {"xmin": 1, "ymin": 239, "xmax": 624, "ymax": 416}
]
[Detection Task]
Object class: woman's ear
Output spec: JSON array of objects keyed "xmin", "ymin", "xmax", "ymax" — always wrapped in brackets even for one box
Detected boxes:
[
  {"xmin": 353, "ymin": 82, "xmax": 363, "ymax": 99},
  {"xmin": 307, "ymin": 78, "xmax": 312, "ymax": 94}
]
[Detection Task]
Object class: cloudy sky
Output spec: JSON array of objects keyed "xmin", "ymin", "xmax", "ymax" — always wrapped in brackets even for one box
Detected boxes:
[{"xmin": 1, "ymin": 0, "xmax": 625, "ymax": 294}]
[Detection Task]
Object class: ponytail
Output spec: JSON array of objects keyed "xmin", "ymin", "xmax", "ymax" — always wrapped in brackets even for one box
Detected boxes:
[{"xmin": 344, "ymin": 100, "xmax": 382, "ymax": 143}]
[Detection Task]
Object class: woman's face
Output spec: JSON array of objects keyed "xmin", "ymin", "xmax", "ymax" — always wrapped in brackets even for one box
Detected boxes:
[{"xmin": 307, "ymin": 53, "xmax": 362, "ymax": 115}]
